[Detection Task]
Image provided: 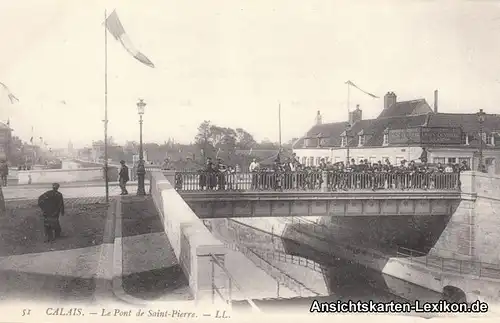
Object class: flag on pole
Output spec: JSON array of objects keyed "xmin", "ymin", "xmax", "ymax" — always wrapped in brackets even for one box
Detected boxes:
[
  {"xmin": 345, "ymin": 80, "xmax": 379, "ymax": 98},
  {"xmin": 0, "ymin": 81, "xmax": 19, "ymax": 103},
  {"xmin": 105, "ymin": 10, "xmax": 155, "ymax": 68}
]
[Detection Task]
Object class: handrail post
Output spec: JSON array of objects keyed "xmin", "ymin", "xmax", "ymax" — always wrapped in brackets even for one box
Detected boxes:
[{"xmin": 228, "ymin": 276, "xmax": 232, "ymax": 304}]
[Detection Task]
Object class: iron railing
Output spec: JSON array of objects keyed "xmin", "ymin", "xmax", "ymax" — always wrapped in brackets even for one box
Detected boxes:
[
  {"xmin": 396, "ymin": 246, "xmax": 500, "ymax": 279},
  {"xmin": 209, "ymin": 253, "xmax": 261, "ymax": 311},
  {"xmin": 283, "ymin": 215, "xmax": 500, "ymax": 279},
  {"xmin": 223, "ymin": 242, "xmax": 320, "ymax": 298},
  {"xmin": 174, "ymin": 171, "xmax": 461, "ymax": 192},
  {"xmin": 204, "ymin": 219, "xmax": 319, "ymax": 298}
]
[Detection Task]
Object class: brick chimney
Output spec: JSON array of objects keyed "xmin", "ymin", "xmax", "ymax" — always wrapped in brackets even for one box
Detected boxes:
[
  {"xmin": 384, "ymin": 92, "xmax": 397, "ymax": 110},
  {"xmin": 434, "ymin": 90, "xmax": 438, "ymax": 113},
  {"xmin": 349, "ymin": 104, "xmax": 363, "ymax": 125}
]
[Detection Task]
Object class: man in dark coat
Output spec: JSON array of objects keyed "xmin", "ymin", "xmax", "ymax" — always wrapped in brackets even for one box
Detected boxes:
[
  {"xmin": 119, "ymin": 160, "xmax": 129, "ymax": 195},
  {"xmin": 38, "ymin": 183, "xmax": 65, "ymax": 242},
  {"xmin": 420, "ymin": 147, "xmax": 428, "ymax": 164}
]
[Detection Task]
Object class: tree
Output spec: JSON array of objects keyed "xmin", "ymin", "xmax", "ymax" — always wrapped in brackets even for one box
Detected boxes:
[
  {"xmin": 235, "ymin": 128, "xmax": 257, "ymax": 150},
  {"xmin": 211, "ymin": 126, "xmax": 236, "ymax": 148},
  {"xmin": 257, "ymin": 138, "xmax": 279, "ymax": 150},
  {"xmin": 194, "ymin": 120, "xmax": 215, "ymax": 160},
  {"xmin": 283, "ymin": 137, "xmax": 299, "ymax": 149}
]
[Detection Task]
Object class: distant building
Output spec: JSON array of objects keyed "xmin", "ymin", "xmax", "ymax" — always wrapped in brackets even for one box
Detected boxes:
[
  {"xmin": 293, "ymin": 90, "xmax": 500, "ymax": 174},
  {"xmin": 67, "ymin": 140, "xmax": 74, "ymax": 157},
  {"xmin": 0, "ymin": 122, "xmax": 12, "ymax": 161}
]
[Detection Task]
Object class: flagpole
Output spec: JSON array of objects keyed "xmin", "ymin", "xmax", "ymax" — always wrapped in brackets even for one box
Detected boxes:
[
  {"xmin": 278, "ymin": 102, "xmax": 282, "ymax": 150},
  {"xmin": 346, "ymin": 82, "xmax": 351, "ymax": 164},
  {"xmin": 104, "ymin": 9, "xmax": 109, "ymax": 203},
  {"xmin": 347, "ymin": 82, "xmax": 351, "ymax": 117}
]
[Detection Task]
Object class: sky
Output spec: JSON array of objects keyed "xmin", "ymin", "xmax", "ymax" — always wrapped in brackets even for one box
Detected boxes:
[{"xmin": 1, "ymin": 0, "xmax": 500, "ymax": 149}]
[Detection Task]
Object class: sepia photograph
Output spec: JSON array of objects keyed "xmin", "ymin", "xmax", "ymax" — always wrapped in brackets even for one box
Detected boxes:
[{"xmin": 1, "ymin": 0, "xmax": 500, "ymax": 321}]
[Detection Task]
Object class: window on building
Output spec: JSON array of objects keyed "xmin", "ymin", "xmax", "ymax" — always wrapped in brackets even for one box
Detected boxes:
[
  {"xmin": 396, "ymin": 157, "xmax": 404, "ymax": 165},
  {"xmin": 486, "ymin": 158, "xmax": 495, "ymax": 167},
  {"xmin": 447, "ymin": 157, "xmax": 457, "ymax": 164},
  {"xmin": 461, "ymin": 132, "xmax": 469, "ymax": 145},
  {"xmin": 486, "ymin": 133, "xmax": 495, "ymax": 145},
  {"xmin": 325, "ymin": 157, "xmax": 330, "ymax": 163},
  {"xmin": 358, "ymin": 135, "xmax": 365, "ymax": 147},
  {"xmin": 458, "ymin": 157, "xmax": 471, "ymax": 167},
  {"xmin": 482, "ymin": 132, "xmax": 487, "ymax": 142},
  {"xmin": 383, "ymin": 133, "xmax": 389, "ymax": 146},
  {"xmin": 316, "ymin": 157, "xmax": 321, "ymax": 165},
  {"xmin": 369, "ymin": 157, "xmax": 377, "ymax": 164},
  {"xmin": 308, "ymin": 157, "xmax": 314, "ymax": 166},
  {"xmin": 301, "ymin": 157, "xmax": 307, "ymax": 165},
  {"xmin": 382, "ymin": 156, "xmax": 390, "ymax": 164},
  {"xmin": 433, "ymin": 157, "xmax": 445, "ymax": 164},
  {"xmin": 334, "ymin": 157, "xmax": 341, "ymax": 163},
  {"xmin": 340, "ymin": 136, "xmax": 346, "ymax": 147}
]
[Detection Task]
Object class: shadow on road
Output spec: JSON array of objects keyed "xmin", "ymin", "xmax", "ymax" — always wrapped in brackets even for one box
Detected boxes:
[{"xmin": 120, "ymin": 196, "xmax": 191, "ymax": 301}]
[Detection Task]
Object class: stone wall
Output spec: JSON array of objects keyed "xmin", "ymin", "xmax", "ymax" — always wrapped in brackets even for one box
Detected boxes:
[
  {"xmin": 149, "ymin": 170, "xmax": 226, "ymax": 300},
  {"xmin": 17, "ymin": 167, "xmax": 118, "ymax": 184},
  {"xmin": 431, "ymin": 171, "xmax": 500, "ymax": 264}
]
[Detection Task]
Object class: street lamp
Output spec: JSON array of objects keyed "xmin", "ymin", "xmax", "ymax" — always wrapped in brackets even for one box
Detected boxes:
[
  {"xmin": 136, "ymin": 99, "xmax": 146, "ymax": 196},
  {"xmin": 476, "ymin": 109, "xmax": 486, "ymax": 172}
]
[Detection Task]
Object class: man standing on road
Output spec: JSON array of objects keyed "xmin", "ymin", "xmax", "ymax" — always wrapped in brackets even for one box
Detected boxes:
[
  {"xmin": 38, "ymin": 183, "xmax": 65, "ymax": 243},
  {"xmin": 119, "ymin": 160, "xmax": 129, "ymax": 195}
]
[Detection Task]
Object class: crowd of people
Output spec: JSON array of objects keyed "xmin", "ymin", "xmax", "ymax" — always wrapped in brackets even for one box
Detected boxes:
[{"xmin": 176, "ymin": 152, "xmax": 469, "ymax": 191}]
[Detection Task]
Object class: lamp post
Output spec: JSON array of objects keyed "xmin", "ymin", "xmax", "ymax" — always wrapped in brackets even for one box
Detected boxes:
[
  {"xmin": 136, "ymin": 99, "xmax": 146, "ymax": 196},
  {"xmin": 476, "ymin": 109, "xmax": 486, "ymax": 172}
]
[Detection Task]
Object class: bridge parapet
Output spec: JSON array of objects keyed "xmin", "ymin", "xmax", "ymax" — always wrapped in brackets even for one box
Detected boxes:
[{"xmin": 149, "ymin": 170, "xmax": 227, "ymax": 300}]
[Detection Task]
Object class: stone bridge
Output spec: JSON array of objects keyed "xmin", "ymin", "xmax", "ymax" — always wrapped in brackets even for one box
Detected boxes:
[{"xmin": 163, "ymin": 170, "xmax": 500, "ymax": 303}]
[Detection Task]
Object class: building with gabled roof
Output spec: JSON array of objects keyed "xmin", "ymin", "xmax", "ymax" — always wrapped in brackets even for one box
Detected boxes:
[{"xmin": 293, "ymin": 90, "xmax": 500, "ymax": 173}]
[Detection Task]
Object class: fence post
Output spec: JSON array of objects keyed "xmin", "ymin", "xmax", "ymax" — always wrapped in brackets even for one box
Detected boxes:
[
  {"xmin": 322, "ymin": 171, "xmax": 328, "ymax": 192},
  {"xmin": 228, "ymin": 276, "xmax": 232, "ymax": 304},
  {"xmin": 211, "ymin": 258, "xmax": 216, "ymax": 304}
]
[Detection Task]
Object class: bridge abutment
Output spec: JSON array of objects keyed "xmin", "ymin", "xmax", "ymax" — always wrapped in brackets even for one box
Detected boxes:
[{"xmin": 431, "ymin": 171, "xmax": 500, "ymax": 264}]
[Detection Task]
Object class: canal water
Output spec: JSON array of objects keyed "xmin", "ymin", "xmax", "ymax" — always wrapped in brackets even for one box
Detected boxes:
[{"xmin": 204, "ymin": 217, "xmax": 443, "ymax": 314}]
